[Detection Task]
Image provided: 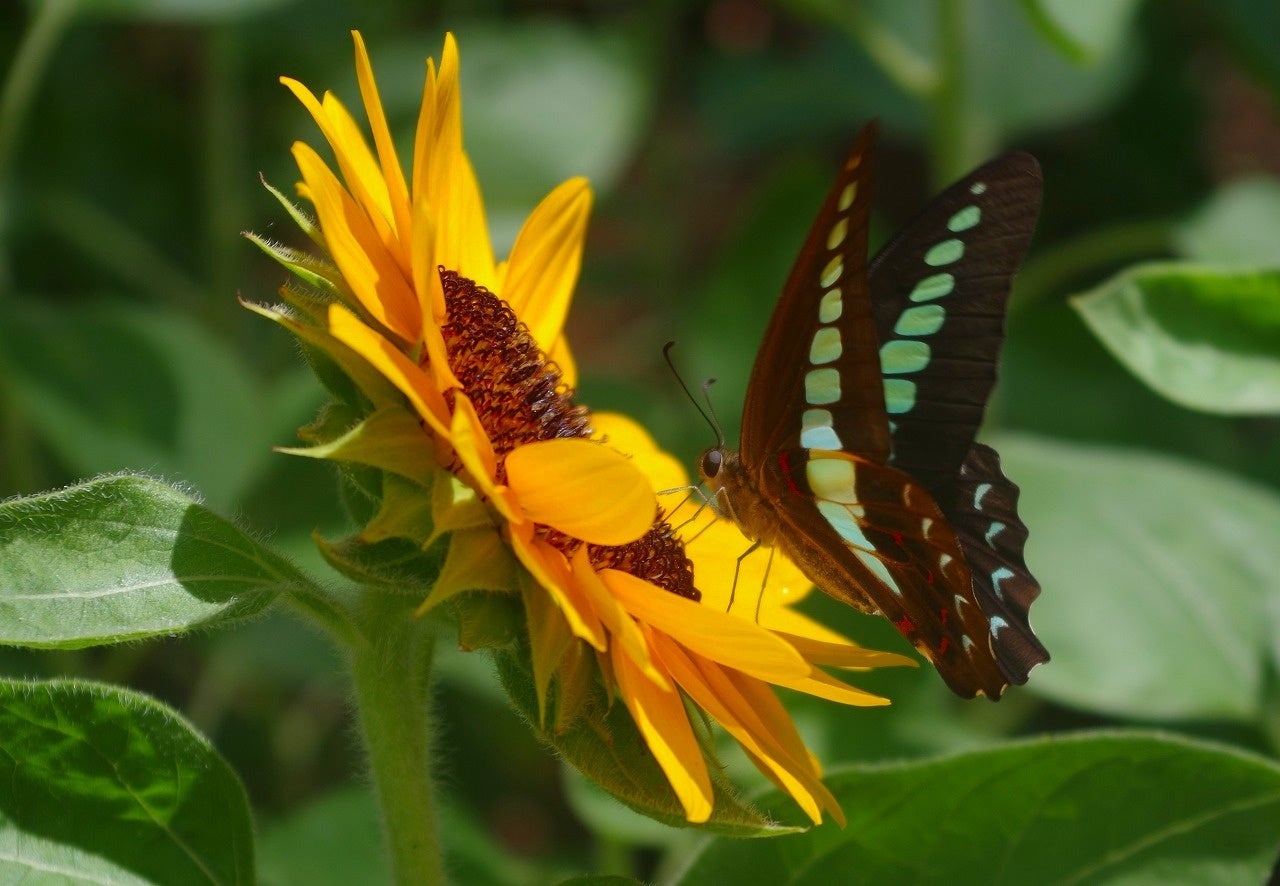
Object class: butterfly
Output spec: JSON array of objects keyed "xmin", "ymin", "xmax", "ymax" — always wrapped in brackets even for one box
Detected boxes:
[{"xmin": 698, "ymin": 122, "xmax": 1049, "ymax": 699}]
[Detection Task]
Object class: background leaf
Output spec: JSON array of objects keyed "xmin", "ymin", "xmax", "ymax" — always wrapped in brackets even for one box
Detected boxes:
[
  {"xmin": 0, "ymin": 677, "xmax": 255, "ymax": 885},
  {"xmin": 1175, "ymin": 177, "xmax": 1280, "ymax": 265},
  {"xmin": 1019, "ymin": 0, "xmax": 1146, "ymax": 62},
  {"xmin": 1071, "ymin": 263, "xmax": 1280, "ymax": 415},
  {"xmin": 671, "ymin": 732, "xmax": 1280, "ymax": 885},
  {"xmin": 996, "ymin": 434, "xmax": 1280, "ymax": 721},
  {"xmin": 0, "ymin": 475, "xmax": 311, "ymax": 647}
]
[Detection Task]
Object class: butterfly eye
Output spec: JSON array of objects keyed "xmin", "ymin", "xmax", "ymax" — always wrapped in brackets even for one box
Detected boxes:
[{"xmin": 699, "ymin": 448, "xmax": 724, "ymax": 479}]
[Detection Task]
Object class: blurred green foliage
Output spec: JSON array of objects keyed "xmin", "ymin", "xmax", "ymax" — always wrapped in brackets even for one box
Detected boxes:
[{"xmin": 3, "ymin": 0, "xmax": 1280, "ymax": 882}]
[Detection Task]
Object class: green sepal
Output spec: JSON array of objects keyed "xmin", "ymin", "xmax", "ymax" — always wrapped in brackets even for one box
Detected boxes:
[
  {"xmin": 244, "ymin": 230, "xmax": 344, "ymax": 296},
  {"xmin": 429, "ymin": 470, "xmax": 495, "ymax": 544},
  {"xmin": 521, "ymin": 572, "xmax": 576, "ymax": 726},
  {"xmin": 455, "ymin": 591, "xmax": 525, "ymax": 651},
  {"xmin": 296, "ymin": 400, "xmax": 363, "ymax": 447},
  {"xmin": 361, "ymin": 473, "xmax": 435, "ymax": 544},
  {"xmin": 242, "ymin": 298, "xmax": 403, "ymax": 409},
  {"xmin": 338, "ymin": 462, "xmax": 383, "ymax": 528},
  {"xmin": 314, "ymin": 532, "xmax": 446, "ymax": 596},
  {"xmin": 261, "ymin": 174, "xmax": 326, "ymax": 249},
  {"xmin": 492, "ymin": 638, "xmax": 790, "ymax": 836},
  {"xmin": 416, "ymin": 527, "xmax": 519, "ymax": 616},
  {"xmin": 280, "ymin": 406, "xmax": 437, "ymax": 484}
]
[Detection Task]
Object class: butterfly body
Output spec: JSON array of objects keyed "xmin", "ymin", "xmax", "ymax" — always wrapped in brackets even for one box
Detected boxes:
[{"xmin": 703, "ymin": 124, "xmax": 1049, "ymax": 699}]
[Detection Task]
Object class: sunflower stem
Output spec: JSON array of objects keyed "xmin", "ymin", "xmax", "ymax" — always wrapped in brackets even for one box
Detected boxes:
[{"xmin": 348, "ymin": 593, "xmax": 442, "ymax": 886}]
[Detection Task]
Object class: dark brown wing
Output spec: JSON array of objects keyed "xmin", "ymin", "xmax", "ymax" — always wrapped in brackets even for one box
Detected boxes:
[{"xmin": 739, "ymin": 122, "xmax": 889, "ymax": 466}]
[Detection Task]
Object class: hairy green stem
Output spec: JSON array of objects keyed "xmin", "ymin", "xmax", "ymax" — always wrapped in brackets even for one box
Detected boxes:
[
  {"xmin": 0, "ymin": 0, "xmax": 79, "ymax": 289},
  {"xmin": 349, "ymin": 595, "xmax": 442, "ymax": 886}
]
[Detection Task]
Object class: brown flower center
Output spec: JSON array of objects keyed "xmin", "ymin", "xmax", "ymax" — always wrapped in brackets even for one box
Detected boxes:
[{"xmin": 436, "ymin": 269, "xmax": 698, "ymax": 601}]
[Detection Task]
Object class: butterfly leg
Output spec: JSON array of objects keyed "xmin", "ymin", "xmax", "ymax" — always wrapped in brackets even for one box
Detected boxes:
[
  {"xmin": 727, "ymin": 540, "xmax": 762, "ymax": 613},
  {"xmin": 753, "ymin": 545, "xmax": 776, "ymax": 624}
]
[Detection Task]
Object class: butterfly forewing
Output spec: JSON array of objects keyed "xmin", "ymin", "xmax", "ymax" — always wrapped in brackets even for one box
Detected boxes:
[
  {"xmin": 867, "ymin": 153, "xmax": 1042, "ymax": 505},
  {"xmin": 740, "ymin": 123, "xmax": 889, "ymax": 465}
]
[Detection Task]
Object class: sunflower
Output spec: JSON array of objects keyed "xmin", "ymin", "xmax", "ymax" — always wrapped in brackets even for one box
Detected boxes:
[{"xmin": 249, "ymin": 31, "xmax": 913, "ymax": 826}]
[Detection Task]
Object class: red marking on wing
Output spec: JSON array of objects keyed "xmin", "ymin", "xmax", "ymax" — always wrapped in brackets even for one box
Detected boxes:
[
  {"xmin": 939, "ymin": 607, "xmax": 949, "ymax": 624},
  {"xmin": 891, "ymin": 531, "xmax": 904, "ymax": 547},
  {"xmin": 894, "ymin": 615, "xmax": 916, "ymax": 636},
  {"xmin": 778, "ymin": 451, "xmax": 802, "ymax": 496},
  {"xmin": 937, "ymin": 636, "xmax": 951, "ymax": 655}
]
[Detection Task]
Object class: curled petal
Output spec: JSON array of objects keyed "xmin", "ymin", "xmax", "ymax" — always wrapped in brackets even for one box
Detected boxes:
[
  {"xmin": 570, "ymin": 549, "xmax": 668, "ymax": 690},
  {"xmin": 601, "ymin": 569, "xmax": 809, "ymax": 681},
  {"xmin": 508, "ymin": 523, "xmax": 606, "ymax": 651},
  {"xmin": 611, "ymin": 635, "xmax": 713, "ymax": 823},
  {"xmin": 505, "ymin": 439, "xmax": 656, "ymax": 546},
  {"xmin": 327, "ymin": 304, "xmax": 447, "ymax": 436}
]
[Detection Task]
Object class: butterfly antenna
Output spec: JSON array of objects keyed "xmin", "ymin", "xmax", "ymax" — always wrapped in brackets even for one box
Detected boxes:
[
  {"xmin": 700, "ymin": 379, "xmax": 726, "ymax": 448},
  {"xmin": 662, "ymin": 341, "xmax": 721, "ymax": 446}
]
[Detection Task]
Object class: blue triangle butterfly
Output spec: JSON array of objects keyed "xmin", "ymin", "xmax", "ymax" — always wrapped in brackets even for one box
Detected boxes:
[{"xmin": 699, "ymin": 123, "xmax": 1049, "ymax": 698}]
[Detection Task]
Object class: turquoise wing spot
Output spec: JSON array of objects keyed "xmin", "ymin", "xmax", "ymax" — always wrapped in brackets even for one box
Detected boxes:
[
  {"xmin": 973, "ymin": 482, "xmax": 993, "ymax": 509},
  {"xmin": 924, "ymin": 238, "xmax": 964, "ymax": 267},
  {"xmin": 947, "ymin": 205, "xmax": 981, "ymax": 232},
  {"xmin": 819, "ymin": 289, "xmax": 842, "ymax": 323},
  {"xmin": 816, "ymin": 500, "xmax": 900, "ymax": 593},
  {"xmin": 984, "ymin": 520, "xmax": 1006, "ymax": 546},
  {"xmin": 961, "ymin": 635, "xmax": 975, "ymax": 653},
  {"xmin": 880, "ymin": 340, "xmax": 930, "ymax": 374},
  {"xmin": 805, "ymin": 368, "xmax": 841, "ymax": 405},
  {"xmin": 883, "ymin": 378, "xmax": 917, "ymax": 414},
  {"xmin": 970, "ymin": 181, "xmax": 988, "ymax": 195},
  {"xmin": 809, "ymin": 327, "xmax": 842, "ymax": 364},
  {"xmin": 894, "ymin": 304, "xmax": 945, "ymax": 336},
  {"xmin": 801, "ymin": 408, "xmax": 841, "ymax": 449},
  {"xmin": 989, "ymin": 615, "xmax": 1009, "ymax": 636},
  {"xmin": 908, "ymin": 272, "xmax": 955, "ymax": 302},
  {"xmin": 806, "ymin": 457, "xmax": 858, "ymax": 504},
  {"xmin": 990, "ymin": 566, "xmax": 1014, "ymax": 601}
]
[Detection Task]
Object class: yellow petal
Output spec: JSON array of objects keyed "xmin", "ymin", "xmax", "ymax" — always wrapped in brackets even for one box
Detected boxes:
[
  {"xmin": 600, "ymin": 569, "xmax": 809, "ymax": 681},
  {"xmin": 508, "ymin": 522, "xmax": 606, "ymax": 651},
  {"xmin": 592, "ymin": 412, "xmax": 689, "ymax": 494},
  {"xmin": 679, "ymin": 514, "xmax": 812, "ymax": 613},
  {"xmin": 296, "ymin": 145, "xmax": 420, "ymax": 342},
  {"xmin": 772, "ymin": 631, "xmax": 917, "ymax": 670},
  {"xmin": 351, "ymin": 31, "xmax": 413, "ymax": 257},
  {"xmin": 503, "ymin": 177, "xmax": 592, "ymax": 351},
  {"xmin": 549, "ymin": 335, "xmax": 578, "ymax": 391},
  {"xmin": 504, "ymin": 439, "xmax": 656, "ymax": 546},
  {"xmin": 327, "ymin": 303, "xmax": 447, "ymax": 436},
  {"xmin": 610, "ymin": 635, "xmax": 713, "ymax": 823},
  {"xmin": 569, "ymin": 548, "xmax": 668, "ymax": 690},
  {"xmin": 649, "ymin": 631, "xmax": 836, "ymax": 826},
  {"xmin": 771, "ymin": 664, "xmax": 892, "ymax": 707}
]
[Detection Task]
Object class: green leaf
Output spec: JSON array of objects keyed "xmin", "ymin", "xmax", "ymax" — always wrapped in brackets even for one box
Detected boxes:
[
  {"xmin": 0, "ymin": 302, "xmax": 315, "ymax": 509},
  {"xmin": 1019, "ymin": 0, "xmax": 1145, "ymax": 62},
  {"xmin": 1175, "ymin": 177, "xmax": 1280, "ymax": 266},
  {"xmin": 1071, "ymin": 263, "xmax": 1280, "ymax": 415},
  {"xmin": 0, "ymin": 475, "xmax": 314, "ymax": 648},
  {"xmin": 493, "ymin": 641, "xmax": 796, "ymax": 837},
  {"xmin": 0, "ymin": 677, "xmax": 254, "ymax": 884},
  {"xmin": 996, "ymin": 435, "xmax": 1280, "ymax": 720},
  {"xmin": 672, "ymin": 732, "xmax": 1280, "ymax": 885}
]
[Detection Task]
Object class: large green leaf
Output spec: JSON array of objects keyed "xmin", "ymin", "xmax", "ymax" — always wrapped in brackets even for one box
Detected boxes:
[
  {"xmin": 0, "ymin": 677, "xmax": 255, "ymax": 885},
  {"xmin": 1071, "ymin": 263, "xmax": 1280, "ymax": 415},
  {"xmin": 671, "ymin": 732, "xmax": 1280, "ymax": 885},
  {"xmin": 0, "ymin": 475, "xmax": 315, "ymax": 648},
  {"xmin": 1175, "ymin": 177, "xmax": 1280, "ymax": 266},
  {"xmin": 996, "ymin": 435, "xmax": 1280, "ymax": 720}
]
